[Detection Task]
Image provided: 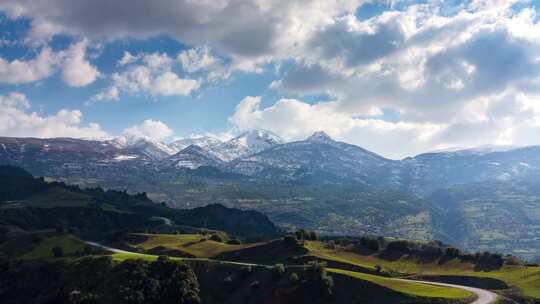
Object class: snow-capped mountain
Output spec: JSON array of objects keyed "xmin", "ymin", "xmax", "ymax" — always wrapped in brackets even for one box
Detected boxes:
[
  {"xmin": 109, "ymin": 135, "xmax": 176, "ymax": 161},
  {"xmin": 209, "ymin": 129, "xmax": 284, "ymax": 162},
  {"xmin": 2, "ymin": 131, "xmax": 540, "ymax": 196},
  {"xmin": 161, "ymin": 145, "xmax": 224, "ymax": 170},
  {"xmin": 168, "ymin": 136, "xmax": 222, "ymax": 153},
  {"xmin": 227, "ymin": 131, "xmax": 398, "ymax": 185}
]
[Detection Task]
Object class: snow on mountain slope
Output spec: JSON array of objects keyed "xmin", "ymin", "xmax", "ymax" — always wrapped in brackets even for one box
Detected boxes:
[
  {"xmin": 168, "ymin": 136, "xmax": 222, "ymax": 152},
  {"xmin": 109, "ymin": 135, "xmax": 176, "ymax": 161},
  {"xmin": 161, "ymin": 145, "xmax": 224, "ymax": 170},
  {"xmin": 227, "ymin": 131, "xmax": 398, "ymax": 185},
  {"xmin": 209, "ymin": 129, "xmax": 284, "ymax": 162}
]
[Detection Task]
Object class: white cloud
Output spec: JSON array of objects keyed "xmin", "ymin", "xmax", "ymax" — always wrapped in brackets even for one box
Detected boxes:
[
  {"xmin": 61, "ymin": 40, "xmax": 100, "ymax": 87},
  {"xmin": 179, "ymin": 46, "xmax": 220, "ymax": 73},
  {"xmin": 229, "ymin": 96, "xmax": 442, "ymax": 158},
  {"xmin": 3, "ymin": 1, "xmax": 540, "ymax": 156},
  {"xmin": 0, "ymin": 0, "xmax": 362, "ymax": 72},
  {"xmin": 118, "ymin": 51, "xmax": 139, "ymax": 66},
  {"xmin": 228, "ymin": 93, "xmax": 540, "ymax": 159},
  {"xmin": 178, "ymin": 46, "xmax": 230, "ymax": 81},
  {"xmin": 94, "ymin": 52, "xmax": 200, "ymax": 101},
  {"xmin": 0, "ymin": 92, "xmax": 107, "ymax": 138},
  {"xmin": 90, "ymin": 86, "xmax": 119, "ymax": 102},
  {"xmin": 123, "ymin": 119, "xmax": 173, "ymax": 140},
  {"xmin": 0, "ymin": 40, "xmax": 100, "ymax": 87},
  {"xmin": 0, "ymin": 47, "xmax": 58, "ymax": 84},
  {"xmin": 151, "ymin": 72, "xmax": 200, "ymax": 96}
]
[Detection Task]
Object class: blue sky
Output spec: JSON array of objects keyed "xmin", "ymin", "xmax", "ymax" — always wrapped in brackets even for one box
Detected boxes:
[{"xmin": 1, "ymin": 0, "xmax": 540, "ymax": 159}]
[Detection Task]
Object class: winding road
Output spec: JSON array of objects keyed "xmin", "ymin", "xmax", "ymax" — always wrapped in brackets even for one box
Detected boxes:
[
  {"xmin": 394, "ymin": 278, "xmax": 498, "ymax": 304},
  {"xmin": 85, "ymin": 241, "xmax": 498, "ymax": 304}
]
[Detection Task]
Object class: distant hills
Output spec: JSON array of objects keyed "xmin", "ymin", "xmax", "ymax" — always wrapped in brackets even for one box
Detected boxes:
[
  {"xmin": 1, "ymin": 131, "xmax": 540, "ymax": 259},
  {"xmin": 0, "ymin": 165, "xmax": 280, "ymax": 240},
  {"xmin": 3, "ymin": 130, "xmax": 540, "ymax": 195}
]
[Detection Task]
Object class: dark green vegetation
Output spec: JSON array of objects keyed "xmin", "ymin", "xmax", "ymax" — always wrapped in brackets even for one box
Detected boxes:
[
  {"xmin": 0, "ymin": 255, "xmax": 200, "ymax": 304},
  {"xmin": 0, "ymin": 165, "xmax": 280, "ymax": 242},
  {"xmin": 3, "ymin": 136, "xmax": 540, "ymax": 259},
  {"xmin": 429, "ymin": 181, "xmax": 540, "ymax": 260},
  {"xmin": 2, "ymin": 165, "xmax": 539, "ymax": 303},
  {"xmin": 0, "ymin": 167, "xmax": 477, "ymax": 304}
]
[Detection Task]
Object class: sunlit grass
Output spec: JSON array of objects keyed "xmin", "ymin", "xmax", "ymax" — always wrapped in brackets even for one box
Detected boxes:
[
  {"xmin": 21, "ymin": 234, "xmax": 87, "ymax": 259},
  {"xmin": 130, "ymin": 233, "xmax": 256, "ymax": 258},
  {"xmin": 328, "ymin": 268, "xmax": 474, "ymax": 299},
  {"xmin": 304, "ymin": 241, "xmax": 540, "ymax": 299}
]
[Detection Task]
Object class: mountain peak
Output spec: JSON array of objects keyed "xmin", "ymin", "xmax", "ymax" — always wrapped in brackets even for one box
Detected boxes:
[
  {"xmin": 235, "ymin": 129, "xmax": 284, "ymax": 145},
  {"xmin": 307, "ymin": 131, "xmax": 333, "ymax": 143},
  {"xmin": 211, "ymin": 129, "xmax": 283, "ymax": 161}
]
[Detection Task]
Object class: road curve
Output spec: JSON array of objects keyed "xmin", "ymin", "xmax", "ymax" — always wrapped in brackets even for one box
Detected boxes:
[
  {"xmin": 85, "ymin": 241, "xmax": 498, "ymax": 304},
  {"xmin": 395, "ymin": 278, "xmax": 498, "ymax": 304}
]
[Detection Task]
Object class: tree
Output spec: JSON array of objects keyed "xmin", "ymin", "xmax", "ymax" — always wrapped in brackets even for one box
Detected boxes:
[
  {"xmin": 326, "ymin": 240, "xmax": 336, "ymax": 249},
  {"xmin": 227, "ymin": 239, "xmax": 242, "ymax": 245},
  {"xmin": 210, "ymin": 234, "xmax": 223, "ymax": 243},
  {"xmin": 52, "ymin": 246, "xmax": 64, "ymax": 258},
  {"xmin": 272, "ymin": 264, "xmax": 285, "ymax": 279},
  {"xmin": 283, "ymin": 235, "xmax": 299, "ymax": 247},
  {"xmin": 150, "ymin": 256, "xmax": 201, "ymax": 304},
  {"xmin": 289, "ymin": 273, "xmax": 300, "ymax": 284},
  {"xmin": 445, "ymin": 247, "xmax": 460, "ymax": 258},
  {"xmin": 359, "ymin": 236, "xmax": 380, "ymax": 251},
  {"xmin": 386, "ymin": 240, "xmax": 412, "ymax": 253},
  {"xmin": 305, "ymin": 261, "xmax": 333, "ymax": 298}
]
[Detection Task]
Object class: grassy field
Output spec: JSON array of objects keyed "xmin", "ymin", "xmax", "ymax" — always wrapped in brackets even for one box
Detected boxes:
[
  {"xmin": 304, "ymin": 241, "xmax": 540, "ymax": 299},
  {"xmin": 126, "ymin": 233, "xmax": 256, "ymax": 258},
  {"xmin": 21, "ymin": 234, "xmax": 90, "ymax": 259},
  {"xmin": 25, "ymin": 187, "xmax": 92, "ymax": 208},
  {"xmin": 328, "ymin": 268, "xmax": 474, "ymax": 300}
]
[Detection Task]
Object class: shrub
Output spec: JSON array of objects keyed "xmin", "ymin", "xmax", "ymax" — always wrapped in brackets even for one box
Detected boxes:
[
  {"xmin": 445, "ymin": 247, "xmax": 461, "ymax": 257},
  {"xmin": 83, "ymin": 246, "xmax": 93, "ymax": 255},
  {"xmin": 386, "ymin": 240, "xmax": 413, "ymax": 253},
  {"xmin": 359, "ymin": 236, "xmax": 380, "ymax": 251},
  {"xmin": 326, "ymin": 240, "xmax": 336, "ymax": 249},
  {"xmin": 227, "ymin": 239, "xmax": 242, "ymax": 245},
  {"xmin": 272, "ymin": 264, "xmax": 285, "ymax": 279},
  {"xmin": 420, "ymin": 244, "xmax": 443, "ymax": 256},
  {"xmin": 289, "ymin": 273, "xmax": 300, "ymax": 284},
  {"xmin": 52, "ymin": 246, "xmax": 64, "ymax": 258},
  {"xmin": 210, "ymin": 234, "xmax": 223, "ymax": 243},
  {"xmin": 283, "ymin": 235, "xmax": 299, "ymax": 247},
  {"xmin": 240, "ymin": 266, "xmax": 253, "ymax": 278},
  {"xmin": 306, "ymin": 261, "xmax": 333, "ymax": 298},
  {"xmin": 505, "ymin": 256, "xmax": 523, "ymax": 266}
]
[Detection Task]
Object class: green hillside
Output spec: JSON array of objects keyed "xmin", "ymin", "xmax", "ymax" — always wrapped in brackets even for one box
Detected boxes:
[{"xmin": 303, "ymin": 240, "xmax": 540, "ymax": 301}]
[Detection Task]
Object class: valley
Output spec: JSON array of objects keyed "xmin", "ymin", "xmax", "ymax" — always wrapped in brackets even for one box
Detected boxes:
[
  {"xmin": 1, "ymin": 165, "xmax": 539, "ymax": 303},
  {"xmin": 2, "ymin": 132, "xmax": 540, "ymax": 259}
]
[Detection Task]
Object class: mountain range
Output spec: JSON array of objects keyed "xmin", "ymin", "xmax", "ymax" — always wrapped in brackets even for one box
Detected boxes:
[{"xmin": 1, "ymin": 130, "xmax": 540, "ymax": 259}]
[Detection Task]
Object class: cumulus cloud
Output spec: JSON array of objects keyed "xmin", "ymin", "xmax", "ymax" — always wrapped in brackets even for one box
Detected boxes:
[
  {"xmin": 94, "ymin": 52, "xmax": 200, "ymax": 101},
  {"xmin": 272, "ymin": 3, "xmax": 540, "ymax": 125},
  {"xmin": 0, "ymin": 40, "xmax": 100, "ymax": 87},
  {"xmin": 229, "ymin": 96, "xmax": 442, "ymax": 158},
  {"xmin": 228, "ymin": 93, "xmax": 540, "ymax": 159},
  {"xmin": 118, "ymin": 51, "xmax": 140, "ymax": 66},
  {"xmin": 61, "ymin": 40, "xmax": 100, "ymax": 87},
  {"xmin": 0, "ymin": 92, "xmax": 107, "ymax": 138},
  {"xmin": 178, "ymin": 46, "xmax": 230, "ymax": 81},
  {"xmin": 0, "ymin": 0, "xmax": 361, "ymax": 71},
  {"xmin": 123, "ymin": 119, "xmax": 173, "ymax": 140},
  {"xmin": 0, "ymin": 47, "xmax": 58, "ymax": 84},
  {"xmin": 3, "ymin": 1, "xmax": 540, "ymax": 156},
  {"xmin": 179, "ymin": 46, "xmax": 219, "ymax": 73}
]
